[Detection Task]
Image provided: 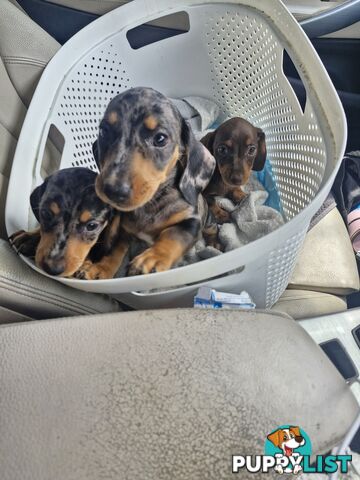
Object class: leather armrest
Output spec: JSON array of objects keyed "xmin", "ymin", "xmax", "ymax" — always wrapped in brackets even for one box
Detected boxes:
[{"xmin": 0, "ymin": 309, "xmax": 357, "ymax": 479}]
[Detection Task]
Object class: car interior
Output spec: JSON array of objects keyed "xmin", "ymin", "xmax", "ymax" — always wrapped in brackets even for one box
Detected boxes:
[{"xmin": 1, "ymin": 0, "xmax": 360, "ymax": 478}]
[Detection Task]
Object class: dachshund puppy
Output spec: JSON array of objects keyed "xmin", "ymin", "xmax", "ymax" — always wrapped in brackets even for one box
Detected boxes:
[
  {"xmin": 9, "ymin": 168, "xmax": 127, "ymax": 279},
  {"xmin": 86, "ymin": 86, "xmax": 216, "ymax": 278},
  {"xmin": 201, "ymin": 117, "xmax": 266, "ymax": 224}
]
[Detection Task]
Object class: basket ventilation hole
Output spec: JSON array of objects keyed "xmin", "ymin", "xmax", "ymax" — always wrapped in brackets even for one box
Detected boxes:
[{"xmin": 39, "ymin": 124, "xmax": 65, "ymax": 179}]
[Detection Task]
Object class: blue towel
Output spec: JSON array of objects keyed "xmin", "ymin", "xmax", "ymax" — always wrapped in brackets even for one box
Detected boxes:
[{"xmin": 255, "ymin": 158, "xmax": 283, "ymax": 215}]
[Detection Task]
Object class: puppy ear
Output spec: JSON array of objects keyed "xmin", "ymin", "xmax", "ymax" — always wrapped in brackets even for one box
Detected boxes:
[
  {"xmin": 253, "ymin": 128, "xmax": 266, "ymax": 171},
  {"xmin": 200, "ymin": 130, "xmax": 216, "ymax": 154},
  {"xmin": 267, "ymin": 429, "xmax": 282, "ymax": 448},
  {"xmin": 179, "ymin": 119, "xmax": 216, "ymax": 206},
  {"xmin": 30, "ymin": 179, "xmax": 49, "ymax": 222},
  {"xmin": 92, "ymin": 140, "xmax": 100, "ymax": 169}
]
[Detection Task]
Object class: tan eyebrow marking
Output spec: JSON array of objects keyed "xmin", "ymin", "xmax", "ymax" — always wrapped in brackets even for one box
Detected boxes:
[
  {"xmin": 107, "ymin": 111, "xmax": 119, "ymax": 124},
  {"xmin": 144, "ymin": 115, "xmax": 158, "ymax": 130},
  {"xmin": 80, "ymin": 210, "xmax": 92, "ymax": 223},
  {"xmin": 50, "ymin": 202, "xmax": 60, "ymax": 215}
]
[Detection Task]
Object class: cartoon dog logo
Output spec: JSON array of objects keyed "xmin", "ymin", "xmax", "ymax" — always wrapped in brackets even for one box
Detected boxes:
[{"xmin": 267, "ymin": 426, "xmax": 306, "ymax": 474}]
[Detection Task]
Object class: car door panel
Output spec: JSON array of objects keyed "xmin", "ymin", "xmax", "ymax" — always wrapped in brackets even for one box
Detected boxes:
[
  {"xmin": 42, "ymin": 0, "xmax": 128, "ymax": 15},
  {"xmin": 17, "ymin": 0, "xmax": 97, "ymax": 43}
]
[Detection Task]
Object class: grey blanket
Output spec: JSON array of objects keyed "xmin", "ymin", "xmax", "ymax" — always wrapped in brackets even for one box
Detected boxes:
[{"xmin": 179, "ymin": 174, "xmax": 285, "ymax": 266}]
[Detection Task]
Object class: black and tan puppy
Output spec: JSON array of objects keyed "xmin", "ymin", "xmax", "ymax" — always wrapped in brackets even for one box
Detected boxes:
[
  {"xmin": 201, "ymin": 117, "xmax": 266, "ymax": 223},
  {"xmin": 9, "ymin": 167, "xmax": 126, "ymax": 279},
  {"xmin": 86, "ymin": 86, "xmax": 215, "ymax": 278}
]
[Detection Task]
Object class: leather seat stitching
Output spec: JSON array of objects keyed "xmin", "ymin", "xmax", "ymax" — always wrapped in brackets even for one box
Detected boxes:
[
  {"xmin": 3, "ymin": 55, "xmax": 47, "ymax": 67},
  {"xmin": 0, "ymin": 281, "xmax": 92, "ymax": 315},
  {"xmin": 0, "ymin": 270, "xmax": 107, "ymax": 311},
  {"xmin": 0, "ymin": 275, "xmax": 103, "ymax": 314}
]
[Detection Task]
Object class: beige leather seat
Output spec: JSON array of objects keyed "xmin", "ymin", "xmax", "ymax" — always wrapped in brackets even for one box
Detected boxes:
[
  {"xmin": 0, "ymin": 0, "xmax": 121, "ymax": 320},
  {"xmin": 273, "ymin": 207, "xmax": 360, "ymax": 318},
  {"xmin": 0, "ymin": 0, "xmax": 358, "ymax": 322}
]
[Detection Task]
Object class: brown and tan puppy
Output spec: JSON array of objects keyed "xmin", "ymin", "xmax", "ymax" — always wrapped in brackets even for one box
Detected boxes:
[{"xmin": 201, "ymin": 117, "xmax": 266, "ymax": 224}]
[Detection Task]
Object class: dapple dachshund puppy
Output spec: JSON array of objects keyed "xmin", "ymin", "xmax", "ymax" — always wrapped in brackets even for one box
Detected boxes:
[
  {"xmin": 81, "ymin": 86, "xmax": 216, "ymax": 279},
  {"xmin": 9, "ymin": 167, "xmax": 126, "ymax": 279},
  {"xmin": 201, "ymin": 117, "xmax": 266, "ymax": 225}
]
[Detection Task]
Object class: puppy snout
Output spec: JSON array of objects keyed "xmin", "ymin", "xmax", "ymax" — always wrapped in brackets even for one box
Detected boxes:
[
  {"xmin": 230, "ymin": 173, "xmax": 243, "ymax": 184},
  {"xmin": 42, "ymin": 260, "xmax": 65, "ymax": 276},
  {"xmin": 103, "ymin": 182, "xmax": 131, "ymax": 203}
]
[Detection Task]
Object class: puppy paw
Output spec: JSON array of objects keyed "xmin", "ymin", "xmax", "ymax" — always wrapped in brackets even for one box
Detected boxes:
[
  {"xmin": 74, "ymin": 260, "xmax": 113, "ymax": 280},
  {"xmin": 9, "ymin": 229, "xmax": 40, "ymax": 257},
  {"xmin": 211, "ymin": 241, "xmax": 223, "ymax": 251},
  {"xmin": 203, "ymin": 224, "xmax": 222, "ymax": 251},
  {"xmin": 203, "ymin": 235, "xmax": 223, "ymax": 251},
  {"xmin": 217, "ymin": 209, "xmax": 231, "ymax": 224},
  {"xmin": 231, "ymin": 188, "xmax": 247, "ymax": 203},
  {"xmin": 129, "ymin": 247, "xmax": 173, "ymax": 275},
  {"xmin": 210, "ymin": 204, "xmax": 231, "ymax": 224}
]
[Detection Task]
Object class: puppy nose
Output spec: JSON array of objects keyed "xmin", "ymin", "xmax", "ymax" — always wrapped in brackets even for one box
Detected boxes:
[
  {"xmin": 42, "ymin": 260, "xmax": 65, "ymax": 276},
  {"xmin": 295, "ymin": 436, "xmax": 303, "ymax": 443},
  {"xmin": 103, "ymin": 182, "xmax": 131, "ymax": 202},
  {"xmin": 231, "ymin": 173, "xmax": 243, "ymax": 184}
]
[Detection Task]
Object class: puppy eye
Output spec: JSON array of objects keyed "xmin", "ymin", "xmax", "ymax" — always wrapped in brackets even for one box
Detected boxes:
[
  {"xmin": 41, "ymin": 210, "xmax": 53, "ymax": 223},
  {"xmin": 153, "ymin": 133, "xmax": 168, "ymax": 147},
  {"xmin": 86, "ymin": 221, "xmax": 100, "ymax": 231},
  {"xmin": 216, "ymin": 144, "xmax": 228, "ymax": 156},
  {"xmin": 247, "ymin": 145, "xmax": 257, "ymax": 156},
  {"xmin": 99, "ymin": 122, "xmax": 111, "ymax": 139}
]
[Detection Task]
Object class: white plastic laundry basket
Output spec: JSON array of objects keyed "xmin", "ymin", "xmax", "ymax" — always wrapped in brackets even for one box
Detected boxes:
[{"xmin": 6, "ymin": 0, "xmax": 346, "ymax": 309}]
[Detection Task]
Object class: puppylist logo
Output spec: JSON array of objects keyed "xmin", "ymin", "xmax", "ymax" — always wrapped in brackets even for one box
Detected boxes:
[{"xmin": 232, "ymin": 425, "xmax": 352, "ymax": 475}]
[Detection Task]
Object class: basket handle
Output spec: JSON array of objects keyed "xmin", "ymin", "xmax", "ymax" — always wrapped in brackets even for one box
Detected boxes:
[
  {"xmin": 131, "ymin": 265, "xmax": 246, "ymax": 296},
  {"xmin": 33, "ymin": 121, "xmax": 67, "ymax": 182},
  {"xmin": 125, "ymin": 11, "xmax": 190, "ymax": 50}
]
